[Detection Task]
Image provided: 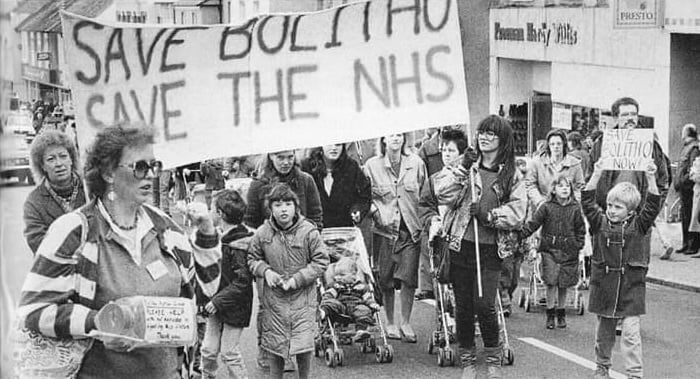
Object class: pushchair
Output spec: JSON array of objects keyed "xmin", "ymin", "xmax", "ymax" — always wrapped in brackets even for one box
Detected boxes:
[
  {"xmin": 426, "ymin": 242, "xmax": 515, "ymax": 367},
  {"xmin": 518, "ymin": 250, "xmax": 585, "ymax": 315},
  {"xmin": 313, "ymin": 227, "xmax": 394, "ymax": 367}
]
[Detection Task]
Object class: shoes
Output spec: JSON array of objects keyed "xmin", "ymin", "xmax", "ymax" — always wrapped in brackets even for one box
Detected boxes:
[
  {"xmin": 400, "ymin": 324, "xmax": 417, "ymax": 343},
  {"xmin": 556, "ymin": 309, "xmax": 566, "ymax": 329},
  {"xmin": 353, "ymin": 329, "xmax": 371, "ymax": 342},
  {"xmin": 386, "ymin": 324, "xmax": 401, "ymax": 340},
  {"xmin": 593, "ymin": 365, "xmax": 610, "ymax": 379},
  {"xmin": 546, "ymin": 308, "xmax": 555, "ymax": 329},
  {"xmin": 415, "ymin": 290, "xmax": 435, "ymax": 300},
  {"xmin": 502, "ymin": 304, "xmax": 512, "ymax": 318},
  {"xmin": 660, "ymin": 247, "xmax": 673, "ymax": 260},
  {"xmin": 682, "ymin": 249, "xmax": 698, "ymax": 255}
]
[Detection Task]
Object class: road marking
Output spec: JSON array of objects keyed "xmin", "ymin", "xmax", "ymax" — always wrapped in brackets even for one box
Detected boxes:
[{"xmin": 519, "ymin": 337, "xmax": 625, "ymax": 379}]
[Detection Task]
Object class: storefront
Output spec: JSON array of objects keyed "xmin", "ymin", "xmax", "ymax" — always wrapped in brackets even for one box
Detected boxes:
[
  {"xmin": 21, "ymin": 63, "xmax": 70, "ymax": 106},
  {"xmin": 664, "ymin": 0, "xmax": 700, "ymax": 161},
  {"xmin": 489, "ymin": 5, "xmax": 669, "ymax": 156}
]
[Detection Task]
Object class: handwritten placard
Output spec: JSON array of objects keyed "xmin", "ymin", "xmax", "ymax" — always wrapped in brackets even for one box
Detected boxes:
[
  {"xmin": 143, "ymin": 297, "xmax": 196, "ymax": 346},
  {"xmin": 60, "ymin": 0, "xmax": 469, "ymax": 168},
  {"xmin": 600, "ymin": 128, "xmax": 654, "ymax": 171}
]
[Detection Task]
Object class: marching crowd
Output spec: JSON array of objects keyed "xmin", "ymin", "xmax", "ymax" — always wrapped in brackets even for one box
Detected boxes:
[{"xmin": 15, "ymin": 96, "xmax": 669, "ymax": 379}]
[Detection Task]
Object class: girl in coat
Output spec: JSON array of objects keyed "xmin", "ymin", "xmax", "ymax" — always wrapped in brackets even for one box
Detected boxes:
[
  {"xmin": 247, "ymin": 183, "xmax": 329, "ymax": 379},
  {"xmin": 520, "ymin": 175, "xmax": 586, "ymax": 329}
]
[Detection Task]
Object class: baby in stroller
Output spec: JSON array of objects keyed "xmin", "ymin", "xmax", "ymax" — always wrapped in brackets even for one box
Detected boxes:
[{"xmin": 319, "ymin": 256, "xmax": 380, "ymax": 342}]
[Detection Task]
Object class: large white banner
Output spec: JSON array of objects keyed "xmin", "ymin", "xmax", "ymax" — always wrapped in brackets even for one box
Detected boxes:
[{"xmin": 60, "ymin": 0, "xmax": 468, "ymax": 168}]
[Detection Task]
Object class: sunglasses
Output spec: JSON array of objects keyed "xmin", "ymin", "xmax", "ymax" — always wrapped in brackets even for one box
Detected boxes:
[
  {"xmin": 477, "ymin": 130, "xmax": 498, "ymax": 140},
  {"xmin": 119, "ymin": 159, "xmax": 162, "ymax": 179}
]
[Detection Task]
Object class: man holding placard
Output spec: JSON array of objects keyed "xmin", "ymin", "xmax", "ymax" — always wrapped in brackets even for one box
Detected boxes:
[{"xmin": 589, "ymin": 97, "xmax": 670, "ymax": 210}]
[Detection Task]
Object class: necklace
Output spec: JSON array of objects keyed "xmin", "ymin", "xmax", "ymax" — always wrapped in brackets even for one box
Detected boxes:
[
  {"xmin": 45, "ymin": 177, "xmax": 80, "ymax": 213},
  {"xmin": 104, "ymin": 204, "xmax": 139, "ymax": 231}
]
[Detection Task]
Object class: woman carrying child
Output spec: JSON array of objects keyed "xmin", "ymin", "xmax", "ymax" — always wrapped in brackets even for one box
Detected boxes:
[
  {"xmin": 520, "ymin": 175, "xmax": 586, "ymax": 329},
  {"xmin": 247, "ymin": 183, "xmax": 329, "ymax": 379}
]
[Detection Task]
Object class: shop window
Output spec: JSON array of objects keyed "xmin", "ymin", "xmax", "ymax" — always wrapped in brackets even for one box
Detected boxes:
[{"xmin": 192, "ymin": 12, "xmax": 197, "ymax": 24}]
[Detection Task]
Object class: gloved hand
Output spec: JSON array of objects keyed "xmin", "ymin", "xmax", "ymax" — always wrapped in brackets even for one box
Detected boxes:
[
  {"xmin": 281, "ymin": 278, "xmax": 297, "ymax": 291},
  {"xmin": 461, "ymin": 147, "xmax": 478, "ymax": 169}
]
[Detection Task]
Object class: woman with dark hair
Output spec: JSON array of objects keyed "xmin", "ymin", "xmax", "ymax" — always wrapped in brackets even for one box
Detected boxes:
[
  {"xmin": 364, "ymin": 133, "xmax": 428, "ymax": 343},
  {"xmin": 23, "ymin": 129, "xmax": 86, "ymax": 253},
  {"xmin": 301, "ymin": 143, "xmax": 371, "ymax": 228},
  {"xmin": 421, "ymin": 115, "xmax": 527, "ymax": 378},
  {"xmin": 17, "ymin": 123, "xmax": 222, "ymax": 378},
  {"xmin": 526, "ymin": 129, "xmax": 584, "ymax": 205}
]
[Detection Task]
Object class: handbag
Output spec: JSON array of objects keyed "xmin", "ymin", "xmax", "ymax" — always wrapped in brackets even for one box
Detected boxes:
[
  {"xmin": 432, "ymin": 236, "xmax": 452, "ymax": 284},
  {"xmin": 12, "ymin": 210, "xmax": 94, "ymax": 379}
]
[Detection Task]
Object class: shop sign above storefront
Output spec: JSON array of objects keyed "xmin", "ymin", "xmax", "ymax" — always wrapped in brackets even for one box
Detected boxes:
[
  {"xmin": 613, "ymin": 0, "xmax": 659, "ymax": 29},
  {"xmin": 494, "ymin": 21, "xmax": 578, "ymax": 46},
  {"xmin": 664, "ymin": 0, "xmax": 700, "ymax": 33}
]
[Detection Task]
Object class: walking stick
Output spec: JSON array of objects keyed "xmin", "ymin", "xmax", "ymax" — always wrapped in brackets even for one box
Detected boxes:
[{"xmin": 464, "ymin": 124, "xmax": 484, "ymax": 298}]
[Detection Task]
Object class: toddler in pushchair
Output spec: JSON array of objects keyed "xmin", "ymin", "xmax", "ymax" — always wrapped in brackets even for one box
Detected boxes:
[{"xmin": 314, "ymin": 227, "xmax": 395, "ymax": 367}]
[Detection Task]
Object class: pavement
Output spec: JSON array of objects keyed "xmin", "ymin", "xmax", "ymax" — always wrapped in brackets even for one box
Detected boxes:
[{"xmin": 649, "ymin": 221, "xmax": 700, "ymax": 293}]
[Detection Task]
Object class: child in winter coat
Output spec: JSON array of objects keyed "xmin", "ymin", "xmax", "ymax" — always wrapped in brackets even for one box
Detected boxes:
[
  {"xmin": 582, "ymin": 161, "xmax": 660, "ymax": 379},
  {"xmin": 319, "ymin": 256, "xmax": 380, "ymax": 342},
  {"xmin": 520, "ymin": 175, "xmax": 585, "ymax": 329},
  {"xmin": 200, "ymin": 190, "xmax": 254, "ymax": 379},
  {"xmin": 247, "ymin": 183, "xmax": 329, "ymax": 379}
]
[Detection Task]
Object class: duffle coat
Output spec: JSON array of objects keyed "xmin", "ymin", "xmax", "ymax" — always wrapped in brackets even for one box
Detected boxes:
[
  {"xmin": 521, "ymin": 198, "xmax": 585, "ymax": 288},
  {"xmin": 247, "ymin": 215, "xmax": 329, "ymax": 359},
  {"xmin": 582, "ymin": 189, "xmax": 661, "ymax": 317}
]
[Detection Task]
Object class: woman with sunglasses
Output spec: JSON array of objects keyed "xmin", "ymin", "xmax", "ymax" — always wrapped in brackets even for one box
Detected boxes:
[
  {"xmin": 421, "ymin": 115, "xmax": 527, "ymax": 379},
  {"xmin": 17, "ymin": 123, "xmax": 222, "ymax": 379},
  {"xmin": 23, "ymin": 129, "xmax": 87, "ymax": 254}
]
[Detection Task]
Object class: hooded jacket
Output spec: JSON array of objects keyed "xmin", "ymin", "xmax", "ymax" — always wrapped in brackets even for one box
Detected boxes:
[
  {"xmin": 247, "ymin": 215, "xmax": 329, "ymax": 359},
  {"xmin": 208, "ymin": 224, "xmax": 254, "ymax": 327}
]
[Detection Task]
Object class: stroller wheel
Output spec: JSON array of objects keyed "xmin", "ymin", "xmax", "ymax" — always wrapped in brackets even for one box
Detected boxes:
[
  {"xmin": 375, "ymin": 346, "xmax": 385, "ymax": 363},
  {"xmin": 384, "ymin": 344, "xmax": 394, "ymax": 363},
  {"xmin": 502, "ymin": 346, "xmax": 515, "ymax": 366},
  {"xmin": 437, "ymin": 348, "xmax": 445, "ymax": 367},
  {"xmin": 444, "ymin": 346, "xmax": 456, "ymax": 366},
  {"xmin": 577, "ymin": 295, "xmax": 585, "ymax": 315},
  {"xmin": 324, "ymin": 347, "xmax": 336, "ymax": 367},
  {"xmin": 334, "ymin": 348, "xmax": 344, "ymax": 367}
]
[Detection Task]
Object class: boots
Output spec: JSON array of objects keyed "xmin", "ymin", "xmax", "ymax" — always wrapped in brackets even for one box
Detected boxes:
[
  {"xmin": 556, "ymin": 309, "xmax": 567, "ymax": 328},
  {"xmin": 484, "ymin": 346, "xmax": 502, "ymax": 379},
  {"xmin": 459, "ymin": 347, "xmax": 477, "ymax": 379},
  {"xmin": 546, "ymin": 308, "xmax": 556, "ymax": 329}
]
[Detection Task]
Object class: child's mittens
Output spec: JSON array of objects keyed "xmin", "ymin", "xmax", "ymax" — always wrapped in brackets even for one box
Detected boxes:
[
  {"xmin": 281, "ymin": 278, "xmax": 298, "ymax": 291},
  {"xmin": 264, "ymin": 269, "xmax": 283, "ymax": 288}
]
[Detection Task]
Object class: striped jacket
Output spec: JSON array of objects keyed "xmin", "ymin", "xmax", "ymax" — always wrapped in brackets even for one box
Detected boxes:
[{"xmin": 17, "ymin": 199, "xmax": 221, "ymax": 339}]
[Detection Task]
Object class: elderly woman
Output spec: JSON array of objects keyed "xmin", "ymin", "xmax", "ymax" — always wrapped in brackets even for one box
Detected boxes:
[
  {"xmin": 526, "ymin": 129, "xmax": 584, "ymax": 205},
  {"xmin": 16, "ymin": 123, "xmax": 221, "ymax": 379},
  {"xmin": 23, "ymin": 129, "xmax": 87, "ymax": 254},
  {"xmin": 301, "ymin": 143, "xmax": 371, "ymax": 228}
]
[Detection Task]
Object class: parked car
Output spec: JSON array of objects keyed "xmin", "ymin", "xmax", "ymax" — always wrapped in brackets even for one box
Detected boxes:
[
  {"xmin": 4, "ymin": 112, "xmax": 35, "ymax": 143},
  {"xmin": 0, "ymin": 134, "xmax": 34, "ymax": 185}
]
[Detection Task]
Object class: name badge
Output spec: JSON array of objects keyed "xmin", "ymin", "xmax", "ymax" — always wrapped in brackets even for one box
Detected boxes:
[{"xmin": 146, "ymin": 259, "xmax": 169, "ymax": 281}]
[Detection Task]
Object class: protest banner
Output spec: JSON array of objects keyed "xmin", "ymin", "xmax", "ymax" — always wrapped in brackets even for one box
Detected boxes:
[
  {"xmin": 60, "ymin": 0, "xmax": 469, "ymax": 168},
  {"xmin": 599, "ymin": 128, "xmax": 654, "ymax": 171}
]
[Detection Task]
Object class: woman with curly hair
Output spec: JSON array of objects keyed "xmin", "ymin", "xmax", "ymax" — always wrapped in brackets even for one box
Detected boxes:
[
  {"xmin": 17, "ymin": 123, "xmax": 221, "ymax": 378},
  {"xmin": 23, "ymin": 129, "xmax": 86, "ymax": 253}
]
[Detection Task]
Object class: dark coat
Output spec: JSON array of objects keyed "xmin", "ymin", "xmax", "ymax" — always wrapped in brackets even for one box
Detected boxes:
[
  {"xmin": 674, "ymin": 140, "xmax": 700, "ymax": 195},
  {"xmin": 301, "ymin": 153, "xmax": 371, "ymax": 228},
  {"xmin": 521, "ymin": 198, "xmax": 585, "ymax": 288},
  {"xmin": 582, "ymin": 190, "xmax": 661, "ymax": 317},
  {"xmin": 244, "ymin": 165, "xmax": 323, "ymax": 229},
  {"xmin": 23, "ymin": 176, "xmax": 87, "ymax": 253},
  {"xmin": 208, "ymin": 224, "xmax": 254, "ymax": 327},
  {"xmin": 417, "ymin": 133, "xmax": 444, "ymax": 176}
]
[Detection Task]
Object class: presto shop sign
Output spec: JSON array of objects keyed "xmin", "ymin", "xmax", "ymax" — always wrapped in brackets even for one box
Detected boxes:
[{"xmin": 60, "ymin": 0, "xmax": 468, "ymax": 168}]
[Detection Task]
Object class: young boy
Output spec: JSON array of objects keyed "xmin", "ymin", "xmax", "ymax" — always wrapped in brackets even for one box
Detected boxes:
[
  {"xmin": 319, "ymin": 256, "xmax": 380, "ymax": 342},
  {"xmin": 582, "ymin": 161, "xmax": 661, "ymax": 379},
  {"xmin": 200, "ymin": 190, "xmax": 254, "ymax": 379}
]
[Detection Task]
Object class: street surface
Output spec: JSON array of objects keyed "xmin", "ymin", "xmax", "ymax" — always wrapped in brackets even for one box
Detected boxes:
[{"xmin": 2, "ymin": 182, "xmax": 700, "ymax": 378}]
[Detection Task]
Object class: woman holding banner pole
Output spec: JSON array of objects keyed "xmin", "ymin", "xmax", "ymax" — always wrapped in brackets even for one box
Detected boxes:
[{"xmin": 421, "ymin": 115, "xmax": 526, "ymax": 379}]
